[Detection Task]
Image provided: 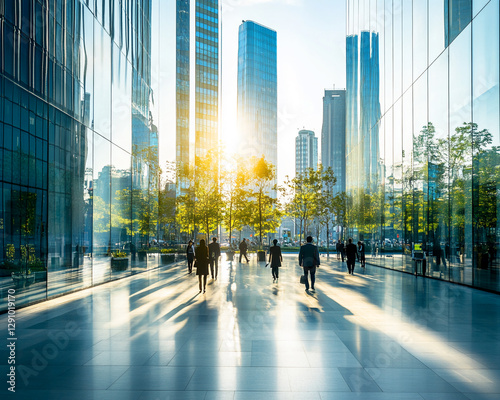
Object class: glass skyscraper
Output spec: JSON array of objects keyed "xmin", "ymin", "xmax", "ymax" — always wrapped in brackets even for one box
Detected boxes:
[
  {"xmin": 295, "ymin": 130, "xmax": 318, "ymax": 176},
  {"xmin": 346, "ymin": 0, "xmax": 500, "ymax": 293},
  {"xmin": 237, "ymin": 21, "xmax": 277, "ymax": 173},
  {"xmin": 346, "ymin": 30, "xmax": 380, "ymax": 194},
  {"xmin": 0, "ymin": 0, "xmax": 160, "ymax": 310},
  {"xmin": 321, "ymin": 89, "xmax": 346, "ymax": 194},
  {"xmin": 176, "ymin": 0, "xmax": 219, "ymax": 187}
]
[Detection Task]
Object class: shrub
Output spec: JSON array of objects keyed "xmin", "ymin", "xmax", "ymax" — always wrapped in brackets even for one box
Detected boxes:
[{"xmin": 112, "ymin": 251, "xmax": 127, "ymax": 258}]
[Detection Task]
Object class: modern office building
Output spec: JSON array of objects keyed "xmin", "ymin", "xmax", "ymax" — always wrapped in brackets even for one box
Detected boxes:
[
  {"xmin": 346, "ymin": 30, "xmax": 380, "ymax": 194},
  {"xmin": 321, "ymin": 89, "xmax": 346, "ymax": 193},
  {"xmin": 176, "ymin": 0, "xmax": 219, "ymax": 190},
  {"xmin": 237, "ymin": 20, "xmax": 277, "ymax": 174},
  {"xmin": 346, "ymin": 0, "xmax": 500, "ymax": 293},
  {"xmin": 0, "ymin": 0, "xmax": 160, "ymax": 310},
  {"xmin": 295, "ymin": 129, "xmax": 318, "ymax": 176}
]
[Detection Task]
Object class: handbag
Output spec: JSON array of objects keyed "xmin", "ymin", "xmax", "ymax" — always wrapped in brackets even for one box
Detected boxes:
[{"xmin": 300, "ymin": 275, "xmax": 306, "ymax": 284}]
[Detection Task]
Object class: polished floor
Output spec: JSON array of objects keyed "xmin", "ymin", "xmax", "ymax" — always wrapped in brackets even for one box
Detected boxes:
[{"xmin": 1, "ymin": 254, "xmax": 499, "ymax": 399}]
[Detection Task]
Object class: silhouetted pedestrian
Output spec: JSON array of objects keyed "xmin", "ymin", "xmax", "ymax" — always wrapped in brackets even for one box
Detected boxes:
[
  {"xmin": 269, "ymin": 239, "xmax": 283, "ymax": 282},
  {"xmin": 239, "ymin": 238, "xmax": 249, "ymax": 263},
  {"xmin": 186, "ymin": 240, "xmax": 195, "ymax": 274},
  {"xmin": 357, "ymin": 241, "xmax": 366, "ymax": 268},
  {"xmin": 195, "ymin": 239, "xmax": 209, "ymax": 293},
  {"xmin": 299, "ymin": 236, "xmax": 320, "ymax": 292},
  {"xmin": 345, "ymin": 238, "xmax": 357, "ymax": 274},
  {"xmin": 208, "ymin": 237, "xmax": 221, "ymax": 279}
]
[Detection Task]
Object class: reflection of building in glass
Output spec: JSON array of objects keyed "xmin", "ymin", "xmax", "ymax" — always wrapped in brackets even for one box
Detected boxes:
[
  {"xmin": 346, "ymin": 31, "xmax": 380, "ymax": 194},
  {"xmin": 346, "ymin": 0, "xmax": 500, "ymax": 294},
  {"xmin": 0, "ymin": 1, "xmax": 158, "ymax": 309},
  {"xmin": 295, "ymin": 130, "xmax": 318, "ymax": 176},
  {"xmin": 176, "ymin": 0, "xmax": 219, "ymax": 191},
  {"xmin": 237, "ymin": 21, "xmax": 277, "ymax": 173},
  {"xmin": 321, "ymin": 89, "xmax": 346, "ymax": 194}
]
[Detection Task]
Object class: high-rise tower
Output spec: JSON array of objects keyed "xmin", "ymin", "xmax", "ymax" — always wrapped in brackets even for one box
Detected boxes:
[
  {"xmin": 176, "ymin": 0, "xmax": 219, "ymax": 188},
  {"xmin": 321, "ymin": 89, "xmax": 346, "ymax": 194},
  {"xmin": 295, "ymin": 130, "xmax": 318, "ymax": 176},
  {"xmin": 237, "ymin": 21, "xmax": 277, "ymax": 172}
]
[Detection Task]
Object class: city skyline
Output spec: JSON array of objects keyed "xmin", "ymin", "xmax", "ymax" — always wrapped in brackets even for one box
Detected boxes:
[{"xmin": 155, "ymin": 0, "xmax": 346, "ymax": 184}]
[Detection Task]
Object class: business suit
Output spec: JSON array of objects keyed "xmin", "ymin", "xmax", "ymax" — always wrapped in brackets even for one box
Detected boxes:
[
  {"xmin": 269, "ymin": 245, "xmax": 283, "ymax": 280},
  {"xmin": 299, "ymin": 242, "xmax": 320, "ymax": 290},
  {"xmin": 345, "ymin": 242, "xmax": 357, "ymax": 274},
  {"xmin": 208, "ymin": 240, "xmax": 221, "ymax": 279}
]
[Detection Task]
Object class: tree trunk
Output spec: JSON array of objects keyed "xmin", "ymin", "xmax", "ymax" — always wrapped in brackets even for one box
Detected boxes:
[{"xmin": 326, "ymin": 223, "xmax": 330, "ymax": 257}]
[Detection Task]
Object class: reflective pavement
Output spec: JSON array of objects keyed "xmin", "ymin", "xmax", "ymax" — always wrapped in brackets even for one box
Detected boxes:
[{"xmin": 1, "ymin": 254, "xmax": 499, "ymax": 399}]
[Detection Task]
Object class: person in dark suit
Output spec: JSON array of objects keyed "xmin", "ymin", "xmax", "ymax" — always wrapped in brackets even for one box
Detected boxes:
[
  {"xmin": 208, "ymin": 237, "xmax": 221, "ymax": 279},
  {"xmin": 186, "ymin": 240, "xmax": 195, "ymax": 274},
  {"xmin": 336, "ymin": 239, "xmax": 345, "ymax": 262},
  {"xmin": 299, "ymin": 236, "xmax": 320, "ymax": 292},
  {"xmin": 345, "ymin": 238, "xmax": 358, "ymax": 274},
  {"xmin": 268, "ymin": 239, "xmax": 283, "ymax": 282},
  {"xmin": 195, "ymin": 239, "xmax": 209, "ymax": 293},
  {"xmin": 239, "ymin": 238, "xmax": 249, "ymax": 263},
  {"xmin": 357, "ymin": 241, "xmax": 366, "ymax": 268}
]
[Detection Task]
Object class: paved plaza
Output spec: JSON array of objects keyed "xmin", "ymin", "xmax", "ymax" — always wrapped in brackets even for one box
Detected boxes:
[{"xmin": 1, "ymin": 254, "xmax": 499, "ymax": 399}]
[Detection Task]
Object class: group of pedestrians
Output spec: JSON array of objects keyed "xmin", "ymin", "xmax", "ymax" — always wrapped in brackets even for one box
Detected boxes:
[
  {"xmin": 336, "ymin": 238, "xmax": 366, "ymax": 274},
  {"xmin": 186, "ymin": 237, "xmax": 221, "ymax": 293},
  {"xmin": 184, "ymin": 235, "xmax": 363, "ymax": 294}
]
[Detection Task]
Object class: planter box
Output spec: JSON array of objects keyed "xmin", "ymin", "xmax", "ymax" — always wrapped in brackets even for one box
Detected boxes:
[
  {"xmin": 111, "ymin": 257, "xmax": 129, "ymax": 271},
  {"xmin": 226, "ymin": 251, "xmax": 235, "ymax": 261},
  {"xmin": 11, "ymin": 272, "xmax": 35, "ymax": 287},
  {"xmin": 160, "ymin": 254, "xmax": 175, "ymax": 265},
  {"xmin": 257, "ymin": 250, "xmax": 266, "ymax": 261}
]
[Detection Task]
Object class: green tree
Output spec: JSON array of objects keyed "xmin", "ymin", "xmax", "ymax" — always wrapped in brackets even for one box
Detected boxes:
[{"xmin": 247, "ymin": 157, "xmax": 281, "ymax": 248}]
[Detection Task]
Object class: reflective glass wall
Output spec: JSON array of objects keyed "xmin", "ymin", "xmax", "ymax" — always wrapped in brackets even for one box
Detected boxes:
[
  {"xmin": 0, "ymin": 0, "xmax": 166, "ymax": 311},
  {"xmin": 346, "ymin": 0, "xmax": 500, "ymax": 293}
]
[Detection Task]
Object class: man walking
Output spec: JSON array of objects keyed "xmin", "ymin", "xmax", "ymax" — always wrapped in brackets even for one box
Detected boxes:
[
  {"xmin": 239, "ymin": 238, "xmax": 249, "ymax": 263},
  {"xmin": 345, "ymin": 238, "xmax": 357, "ymax": 274},
  {"xmin": 299, "ymin": 236, "xmax": 320, "ymax": 292},
  {"xmin": 208, "ymin": 237, "xmax": 221, "ymax": 279},
  {"xmin": 336, "ymin": 239, "xmax": 345, "ymax": 262}
]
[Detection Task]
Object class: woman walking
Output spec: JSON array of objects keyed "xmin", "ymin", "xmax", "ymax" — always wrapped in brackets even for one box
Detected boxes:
[
  {"xmin": 268, "ymin": 239, "xmax": 283, "ymax": 282},
  {"xmin": 195, "ymin": 239, "xmax": 209, "ymax": 293},
  {"xmin": 186, "ymin": 240, "xmax": 195, "ymax": 274}
]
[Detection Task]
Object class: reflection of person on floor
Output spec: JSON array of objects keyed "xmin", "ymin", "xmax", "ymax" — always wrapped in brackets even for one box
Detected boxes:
[
  {"xmin": 345, "ymin": 238, "xmax": 357, "ymax": 275},
  {"xmin": 186, "ymin": 240, "xmax": 195, "ymax": 274},
  {"xmin": 195, "ymin": 239, "xmax": 209, "ymax": 293},
  {"xmin": 299, "ymin": 236, "xmax": 320, "ymax": 292},
  {"xmin": 268, "ymin": 239, "xmax": 283, "ymax": 282},
  {"xmin": 239, "ymin": 238, "xmax": 249, "ymax": 263},
  {"xmin": 208, "ymin": 237, "xmax": 221, "ymax": 279}
]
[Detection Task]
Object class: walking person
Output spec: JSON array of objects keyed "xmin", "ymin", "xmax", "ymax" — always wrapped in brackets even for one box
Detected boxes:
[
  {"xmin": 345, "ymin": 238, "xmax": 357, "ymax": 274},
  {"xmin": 186, "ymin": 240, "xmax": 195, "ymax": 274},
  {"xmin": 239, "ymin": 238, "xmax": 249, "ymax": 263},
  {"xmin": 268, "ymin": 239, "xmax": 283, "ymax": 282},
  {"xmin": 357, "ymin": 241, "xmax": 366, "ymax": 268},
  {"xmin": 208, "ymin": 237, "xmax": 221, "ymax": 279},
  {"xmin": 195, "ymin": 239, "xmax": 209, "ymax": 293},
  {"xmin": 299, "ymin": 236, "xmax": 320, "ymax": 292},
  {"xmin": 336, "ymin": 239, "xmax": 345, "ymax": 262}
]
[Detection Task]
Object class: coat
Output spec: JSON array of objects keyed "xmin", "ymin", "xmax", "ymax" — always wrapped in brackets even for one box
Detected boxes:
[
  {"xmin": 195, "ymin": 245, "xmax": 209, "ymax": 275},
  {"xmin": 269, "ymin": 245, "xmax": 283, "ymax": 267},
  {"xmin": 298, "ymin": 243, "xmax": 320, "ymax": 267},
  {"xmin": 208, "ymin": 242, "xmax": 221, "ymax": 260}
]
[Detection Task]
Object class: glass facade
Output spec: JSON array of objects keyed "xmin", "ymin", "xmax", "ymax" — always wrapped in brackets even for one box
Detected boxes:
[
  {"xmin": 346, "ymin": 0, "xmax": 500, "ymax": 293},
  {"xmin": 237, "ymin": 21, "xmax": 277, "ymax": 173},
  {"xmin": 0, "ymin": 0, "xmax": 161, "ymax": 311},
  {"xmin": 295, "ymin": 130, "xmax": 318, "ymax": 176},
  {"xmin": 176, "ymin": 0, "xmax": 219, "ymax": 188},
  {"xmin": 321, "ymin": 89, "xmax": 346, "ymax": 194}
]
